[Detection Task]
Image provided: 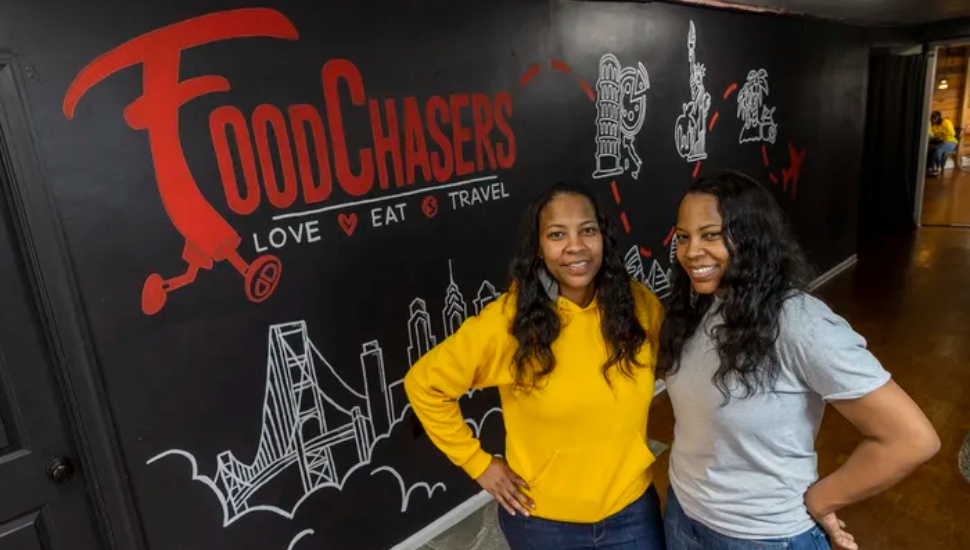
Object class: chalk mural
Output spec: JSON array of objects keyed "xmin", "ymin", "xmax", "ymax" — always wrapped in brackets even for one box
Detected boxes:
[
  {"xmin": 674, "ymin": 22, "xmax": 712, "ymax": 162},
  {"xmin": 737, "ymin": 68, "xmax": 778, "ymax": 144},
  {"xmin": 592, "ymin": 53, "xmax": 650, "ymax": 180},
  {"xmin": 147, "ymin": 260, "xmax": 504, "ymax": 527},
  {"xmin": 62, "ymin": 8, "xmax": 516, "ymax": 316},
  {"xmin": 624, "ymin": 243, "xmax": 674, "ymax": 301},
  {"xmin": 56, "ymin": 6, "xmax": 819, "ymax": 550},
  {"xmin": 286, "ymin": 529, "xmax": 315, "ymax": 550}
]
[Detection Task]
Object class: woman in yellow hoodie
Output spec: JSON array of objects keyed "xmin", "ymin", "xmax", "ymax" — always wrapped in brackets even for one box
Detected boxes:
[
  {"xmin": 928, "ymin": 110, "xmax": 959, "ymax": 175},
  {"xmin": 404, "ymin": 181, "xmax": 666, "ymax": 549}
]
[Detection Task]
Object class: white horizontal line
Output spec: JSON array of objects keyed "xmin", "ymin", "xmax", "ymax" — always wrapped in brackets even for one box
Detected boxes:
[{"xmin": 272, "ymin": 174, "xmax": 500, "ymax": 221}]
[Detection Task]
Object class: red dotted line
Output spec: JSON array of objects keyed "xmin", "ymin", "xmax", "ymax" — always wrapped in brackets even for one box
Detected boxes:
[
  {"xmin": 520, "ymin": 60, "xmax": 594, "ymax": 102},
  {"xmin": 721, "ymin": 81, "xmax": 806, "ymax": 200},
  {"xmin": 663, "ymin": 226, "xmax": 676, "ymax": 246},
  {"xmin": 521, "ymin": 61, "xmax": 638, "ymax": 251},
  {"xmin": 610, "ymin": 180, "xmax": 633, "ymax": 232},
  {"xmin": 520, "ymin": 64, "xmax": 541, "ymax": 87}
]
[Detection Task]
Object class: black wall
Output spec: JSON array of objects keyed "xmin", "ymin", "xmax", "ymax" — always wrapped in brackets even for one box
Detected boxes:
[{"xmin": 3, "ymin": 0, "xmax": 872, "ymax": 548}]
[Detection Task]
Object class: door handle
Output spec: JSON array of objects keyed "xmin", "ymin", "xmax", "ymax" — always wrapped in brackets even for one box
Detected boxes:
[{"xmin": 46, "ymin": 456, "xmax": 75, "ymax": 484}]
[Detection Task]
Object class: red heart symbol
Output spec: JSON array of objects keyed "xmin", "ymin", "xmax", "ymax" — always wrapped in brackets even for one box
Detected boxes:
[
  {"xmin": 337, "ymin": 212, "xmax": 357, "ymax": 236},
  {"xmin": 422, "ymin": 195, "xmax": 438, "ymax": 218}
]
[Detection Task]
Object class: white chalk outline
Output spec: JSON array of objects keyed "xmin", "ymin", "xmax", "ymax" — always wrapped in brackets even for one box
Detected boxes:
[
  {"xmin": 147, "ymin": 260, "xmax": 503, "ymax": 530},
  {"xmin": 272, "ymin": 175, "xmax": 499, "ymax": 221},
  {"xmin": 624, "ymin": 244, "xmax": 673, "ymax": 301},
  {"xmin": 593, "ymin": 53, "xmax": 650, "ymax": 180},
  {"xmin": 147, "ymin": 401, "xmax": 416, "ymax": 527},
  {"xmin": 464, "ymin": 407, "xmax": 503, "ymax": 439},
  {"xmin": 737, "ymin": 68, "xmax": 778, "ymax": 144},
  {"xmin": 442, "ymin": 260, "xmax": 469, "ymax": 338},
  {"xmin": 371, "ymin": 466, "xmax": 447, "ymax": 513},
  {"xmin": 286, "ymin": 529, "xmax": 315, "ymax": 550},
  {"xmin": 674, "ymin": 21, "xmax": 711, "ymax": 162}
]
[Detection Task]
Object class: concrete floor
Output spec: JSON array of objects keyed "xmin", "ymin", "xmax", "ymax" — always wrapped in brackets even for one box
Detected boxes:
[{"xmin": 921, "ymin": 167, "xmax": 970, "ymax": 227}]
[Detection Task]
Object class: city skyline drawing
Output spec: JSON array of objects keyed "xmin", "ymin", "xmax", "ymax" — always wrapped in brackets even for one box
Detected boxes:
[{"xmin": 147, "ymin": 259, "xmax": 506, "ymax": 528}]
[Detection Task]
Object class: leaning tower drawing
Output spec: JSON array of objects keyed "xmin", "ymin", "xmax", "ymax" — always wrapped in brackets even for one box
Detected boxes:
[
  {"xmin": 593, "ymin": 54, "xmax": 623, "ymax": 179},
  {"xmin": 592, "ymin": 53, "xmax": 650, "ymax": 180}
]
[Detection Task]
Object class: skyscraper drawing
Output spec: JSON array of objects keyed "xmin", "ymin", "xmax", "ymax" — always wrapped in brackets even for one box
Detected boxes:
[
  {"xmin": 407, "ymin": 298, "xmax": 437, "ymax": 366},
  {"xmin": 473, "ymin": 280, "xmax": 500, "ymax": 315},
  {"xmin": 360, "ymin": 341, "xmax": 393, "ymax": 440},
  {"xmin": 442, "ymin": 260, "xmax": 468, "ymax": 338}
]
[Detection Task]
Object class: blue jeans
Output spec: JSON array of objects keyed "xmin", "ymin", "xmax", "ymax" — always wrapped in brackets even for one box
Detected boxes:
[
  {"xmin": 664, "ymin": 487, "xmax": 831, "ymax": 550},
  {"xmin": 930, "ymin": 141, "xmax": 957, "ymax": 170},
  {"xmin": 498, "ymin": 485, "xmax": 666, "ymax": 549}
]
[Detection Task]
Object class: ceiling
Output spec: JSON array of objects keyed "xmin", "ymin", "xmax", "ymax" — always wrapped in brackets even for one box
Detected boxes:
[{"xmin": 669, "ymin": 0, "xmax": 970, "ymax": 27}]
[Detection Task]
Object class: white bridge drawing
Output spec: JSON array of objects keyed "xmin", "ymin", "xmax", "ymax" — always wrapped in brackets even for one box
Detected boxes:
[
  {"xmin": 148, "ymin": 259, "xmax": 505, "ymax": 528},
  {"xmin": 213, "ymin": 322, "xmax": 396, "ymax": 519}
]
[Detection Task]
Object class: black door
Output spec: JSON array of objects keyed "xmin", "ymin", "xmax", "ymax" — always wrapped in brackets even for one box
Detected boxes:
[{"xmin": 0, "ymin": 160, "xmax": 103, "ymax": 547}]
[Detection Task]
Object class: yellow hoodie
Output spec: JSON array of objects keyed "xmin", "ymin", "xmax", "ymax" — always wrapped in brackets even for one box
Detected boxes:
[{"xmin": 403, "ymin": 281, "xmax": 663, "ymax": 523}]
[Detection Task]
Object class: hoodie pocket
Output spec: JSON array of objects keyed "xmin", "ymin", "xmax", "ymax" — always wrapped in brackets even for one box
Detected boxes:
[{"xmin": 527, "ymin": 433, "xmax": 656, "ymax": 521}]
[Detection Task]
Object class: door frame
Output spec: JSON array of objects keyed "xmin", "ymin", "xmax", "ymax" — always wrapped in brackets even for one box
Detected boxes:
[
  {"xmin": 913, "ymin": 45, "xmax": 937, "ymax": 226},
  {"xmin": 916, "ymin": 38, "xmax": 970, "ymax": 226},
  {"xmin": 0, "ymin": 54, "xmax": 145, "ymax": 550}
]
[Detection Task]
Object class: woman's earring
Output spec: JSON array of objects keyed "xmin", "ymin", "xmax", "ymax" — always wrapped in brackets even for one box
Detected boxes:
[{"xmin": 689, "ymin": 287, "xmax": 698, "ymax": 308}]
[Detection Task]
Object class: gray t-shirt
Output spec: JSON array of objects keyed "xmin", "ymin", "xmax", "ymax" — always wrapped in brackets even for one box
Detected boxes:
[{"xmin": 666, "ymin": 292, "xmax": 891, "ymax": 539}]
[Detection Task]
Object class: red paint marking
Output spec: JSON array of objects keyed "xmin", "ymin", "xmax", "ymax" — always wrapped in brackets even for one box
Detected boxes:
[
  {"xmin": 620, "ymin": 212, "xmax": 631, "ymax": 234},
  {"xmin": 421, "ymin": 195, "xmax": 438, "ymax": 218},
  {"xmin": 520, "ymin": 64, "xmax": 541, "ymax": 86},
  {"xmin": 723, "ymin": 82, "xmax": 738, "ymax": 99},
  {"xmin": 520, "ymin": 59, "xmax": 593, "ymax": 101},
  {"xmin": 761, "ymin": 143, "xmax": 769, "ymax": 166},
  {"xmin": 578, "ymin": 78, "xmax": 595, "ymax": 102},
  {"xmin": 338, "ymin": 212, "xmax": 358, "ymax": 236},
  {"xmin": 639, "ymin": 247, "xmax": 652, "ymax": 258},
  {"xmin": 551, "ymin": 59, "xmax": 571, "ymax": 73},
  {"xmin": 708, "ymin": 111, "xmax": 720, "ymax": 132},
  {"xmin": 781, "ymin": 142, "xmax": 807, "ymax": 200},
  {"xmin": 62, "ymin": 8, "xmax": 296, "ymax": 314},
  {"xmin": 610, "ymin": 180, "xmax": 621, "ymax": 204},
  {"xmin": 663, "ymin": 226, "xmax": 676, "ymax": 246},
  {"xmin": 692, "ymin": 161, "xmax": 702, "ymax": 178},
  {"xmin": 769, "ymin": 173, "xmax": 779, "ymax": 185}
]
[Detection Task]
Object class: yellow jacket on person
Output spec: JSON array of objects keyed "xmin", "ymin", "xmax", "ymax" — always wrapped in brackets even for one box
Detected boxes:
[
  {"xmin": 403, "ymin": 281, "xmax": 664, "ymax": 523},
  {"xmin": 930, "ymin": 118, "xmax": 958, "ymax": 144}
]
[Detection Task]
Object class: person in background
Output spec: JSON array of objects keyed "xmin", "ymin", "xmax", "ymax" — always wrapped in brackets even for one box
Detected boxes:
[
  {"xmin": 928, "ymin": 110, "xmax": 959, "ymax": 176},
  {"xmin": 404, "ymin": 182, "xmax": 666, "ymax": 550},
  {"xmin": 659, "ymin": 171, "xmax": 940, "ymax": 550}
]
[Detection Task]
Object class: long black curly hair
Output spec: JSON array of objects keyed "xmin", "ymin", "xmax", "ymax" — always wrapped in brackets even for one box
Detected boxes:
[
  {"xmin": 657, "ymin": 170, "xmax": 815, "ymax": 402},
  {"xmin": 508, "ymin": 181, "xmax": 648, "ymax": 390}
]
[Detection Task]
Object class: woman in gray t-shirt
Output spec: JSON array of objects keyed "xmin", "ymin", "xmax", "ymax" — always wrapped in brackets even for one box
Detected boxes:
[{"xmin": 657, "ymin": 171, "xmax": 940, "ymax": 550}]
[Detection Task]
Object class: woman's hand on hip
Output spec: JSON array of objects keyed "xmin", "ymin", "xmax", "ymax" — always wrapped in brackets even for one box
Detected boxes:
[
  {"xmin": 806, "ymin": 497, "xmax": 858, "ymax": 550},
  {"xmin": 476, "ymin": 456, "xmax": 535, "ymax": 517}
]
